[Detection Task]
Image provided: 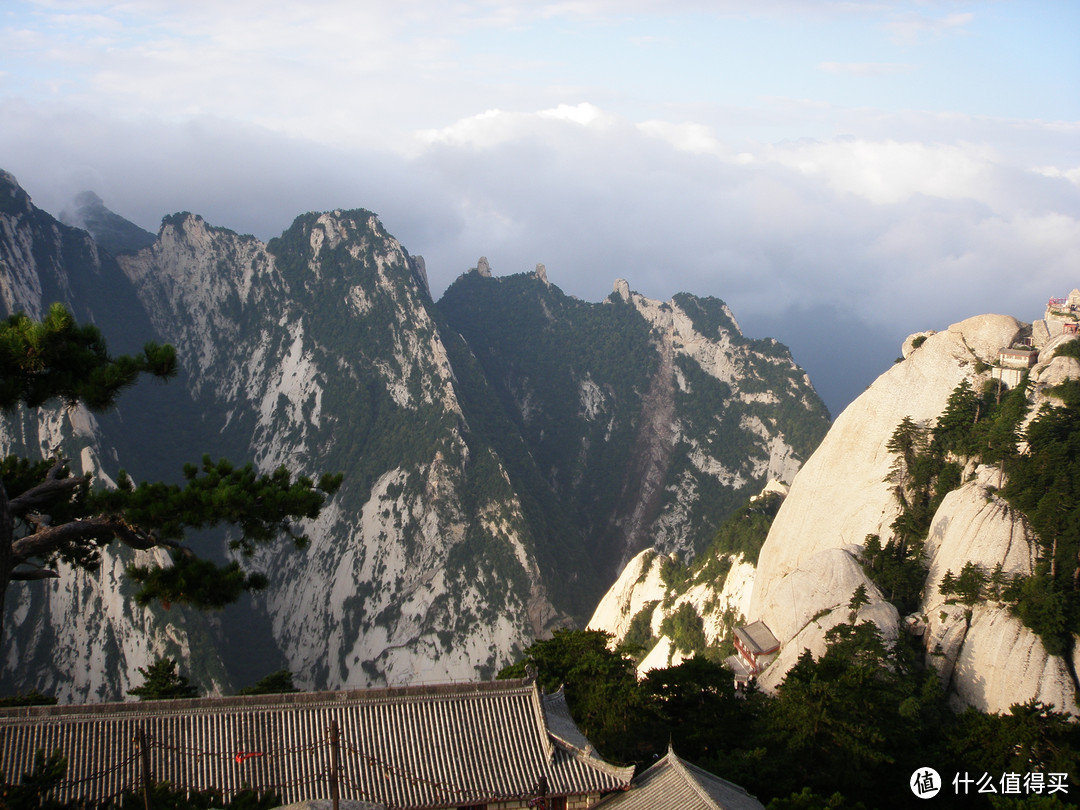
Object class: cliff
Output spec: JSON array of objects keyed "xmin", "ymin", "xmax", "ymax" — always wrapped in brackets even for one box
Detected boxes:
[
  {"xmin": 749, "ymin": 314, "xmax": 1079, "ymax": 711},
  {"xmin": 592, "ymin": 311, "xmax": 1080, "ymax": 714},
  {"xmin": 0, "ymin": 171, "xmax": 830, "ymax": 700}
]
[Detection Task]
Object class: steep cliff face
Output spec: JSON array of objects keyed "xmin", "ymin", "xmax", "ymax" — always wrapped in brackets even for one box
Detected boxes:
[
  {"xmin": 746, "ymin": 314, "xmax": 1079, "ymax": 713},
  {"xmin": 627, "ymin": 290, "xmax": 821, "ymax": 562},
  {"xmin": 920, "ymin": 475, "xmax": 1076, "ymax": 711},
  {"xmin": 117, "ymin": 209, "xmax": 555, "ymax": 688},
  {"xmin": 0, "ymin": 173, "xmax": 229, "ymax": 701},
  {"xmin": 751, "ymin": 315, "xmax": 1022, "ymax": 594},
  {"xmin": 438, "ymin": 272, "xmax": 828, "ymax": 584}
]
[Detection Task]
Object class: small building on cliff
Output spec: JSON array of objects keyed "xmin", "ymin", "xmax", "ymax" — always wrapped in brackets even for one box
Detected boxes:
[
  {"xmin": 726, "ymin": 620, "xmax": 780, "ymax": 687},
  {"xmin": 0, "ymin": 678, "xmax": 632, "ymax": 810},
  {"xmin": 995, "ymin": 346, "xmax": 1040, "ymax": 388}
]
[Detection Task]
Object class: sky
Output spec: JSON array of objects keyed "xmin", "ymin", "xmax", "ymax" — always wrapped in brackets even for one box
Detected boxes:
[{"xmin": 1, "ymin": 0, "xmax": 1078, "ymax": 416}]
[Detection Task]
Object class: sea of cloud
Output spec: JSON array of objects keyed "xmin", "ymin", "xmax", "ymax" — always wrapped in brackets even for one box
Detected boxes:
[
  {"xmin": 1, "ymin": 96, "xmax": 1077, "ymax": 415},
  {"xmin": 1, "ymin": 1, "xmax": 1077, "ymax": 414}
]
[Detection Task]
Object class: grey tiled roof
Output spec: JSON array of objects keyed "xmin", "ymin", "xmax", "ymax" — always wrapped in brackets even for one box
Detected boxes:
[
  {"xmin": 590, "ymin": 748, "xmax": 764, "ymax": 810},
  {"xmin": 543, "ymin": 689, "xmax": 592, "ymax": 753},
  {"xmin": 0, "ymin": 679, "xmax": 633, "ymax": 809},
  {"xmin": 276, "ymin": 801, "xmax": 386, "ymax": 810},
  {"xmin": 733, "ymin": 621, "xmax": 780, "ymax": 655},
  {"xmin": 723, "ymin": 656, "xmax": 752, "ymax": 681}
]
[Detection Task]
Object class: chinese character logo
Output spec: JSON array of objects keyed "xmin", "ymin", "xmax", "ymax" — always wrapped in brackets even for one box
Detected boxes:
[{"xmin": 912, "ymin": 767, "xmax": 942, "ymax": 799}]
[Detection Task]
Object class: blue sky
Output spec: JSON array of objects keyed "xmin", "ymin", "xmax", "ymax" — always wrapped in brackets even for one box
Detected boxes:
[{"xmin": 1, "ymin": 0, "xmax": 1078, "ymax": 414}]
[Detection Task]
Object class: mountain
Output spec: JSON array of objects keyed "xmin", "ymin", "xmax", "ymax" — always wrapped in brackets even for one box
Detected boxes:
[
  {"xmin": 98, "ymin": 206, "xmax": 554, "ymax": 688},
  {"xmin": 592, "ymin": 305, "xmax": 1080, "ymax": 713},
  {"xmin": 59, "ymin": 191, "xmax": 156, "ymax": 258},
  {"xmin": 0, "ymin": 171, "xmax": 230, "ymax": 702},
  {"xmin": 438, "ymin": 268, "xmax": 828, "ymax": 586},
  {"xmin": 0, "ymin": 171, "xmax": 830, "ymax": 700}
]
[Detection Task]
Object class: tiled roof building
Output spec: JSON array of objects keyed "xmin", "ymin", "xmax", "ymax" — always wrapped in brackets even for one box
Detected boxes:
[
  {"xmin": 589, "ymin": 747, "xmax": 764, "ymax": 810},
  {"xmin": 726, "ymin": 620, "xmax": 780, "ymax": 686},
  {"xmin": 0, "ymin": 678, "xmax": 633, "ymax": 810}
]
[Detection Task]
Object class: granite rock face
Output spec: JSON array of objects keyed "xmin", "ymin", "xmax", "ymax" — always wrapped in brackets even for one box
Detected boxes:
[
  {"xmin": 587, "ymin": 485, "xmax": 783, "ymax": 678},
  {"xmin": 747, "ymin": 313, "xmax": 1079, "ymax": 712},
  {"xmin": 921, "ymin": 480, "xmax": 1076, "ymax": 712},
  {"xmin": 751, "ymin": 315, "xmax": 1023, "ymax": 603},
  {"xmin": 0, "ymin": 171, "xmax": 829, "ymax": 701}
]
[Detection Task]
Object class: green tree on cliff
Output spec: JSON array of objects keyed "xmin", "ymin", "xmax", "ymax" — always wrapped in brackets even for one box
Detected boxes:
[{"xmin": 0, "ymin": 303, "xmax": 341, "ymax": 651}]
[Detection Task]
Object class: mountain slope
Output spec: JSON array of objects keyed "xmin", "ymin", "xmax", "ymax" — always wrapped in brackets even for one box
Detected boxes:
[
  {"xmin": 0, "ymin": 171, "xmax": 229, "ymax": 702},
  {"xmin": 438, "ymin": 270, "xmax": 828, "ymax": 583},
  {"xmin": 748, "ymin": 313, "xmax": 1080, "ymax": 712},
  {"xmin": 116, "ymin": 209, "xmax": 559, "ymax": 687},
  {"xmin": 0, "ymin": 170, "xmax": 830, "ymax": 700}
]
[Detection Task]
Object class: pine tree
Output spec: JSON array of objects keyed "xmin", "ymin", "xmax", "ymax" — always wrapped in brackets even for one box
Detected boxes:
[
  {"xmin": 0, "ymin": 304, "xmax": 342, "ymax": 653},
  {"xmin": 127, "ymin": 657, "xmax": 199, "ymax": 701},
  {"xmin": 237, "ymin": 669, "xmax": 300, "ymax": 695},
  {"xmin": 848, "ymin": 583, "xmax": 869, "ymax": 620}
]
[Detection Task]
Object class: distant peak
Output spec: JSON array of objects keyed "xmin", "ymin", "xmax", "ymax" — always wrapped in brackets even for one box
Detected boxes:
[
  {"xmin": 73, "ymin": 190, "xmax": 105, "ymax": 208},
  {"xmin": 476, "ymin": 256, "xmax": 492, "ymax": 278},
  {"xmin": 61, "ymin": 190, "xmax": 106, "ymax": 229},
  {"xmin": 613, "ymin": 278, "xmax": 631, "ymax": 303},
  {"xmin": 0, "ymin": 170, "xmax": 34, "ymax": 217},
  {"xmin": 59, "ymin": 190, "xmax": 157, "ymax": 255},
  {"xmin": 534, "ymin": 263, "xmax": 549, "ymax": 286}
]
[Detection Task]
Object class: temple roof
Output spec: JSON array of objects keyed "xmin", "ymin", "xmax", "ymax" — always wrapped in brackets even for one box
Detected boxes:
[
  {"xmin": 733, "ymin": 621, "xmax": 780, "ymax": 655},
  {"xmin": 592, "ymin": 748, "xmax": 764, "ymax": 810},
  {"xmin": 0, "ymin": 679, "xmax": 633, "ymax": 809}
]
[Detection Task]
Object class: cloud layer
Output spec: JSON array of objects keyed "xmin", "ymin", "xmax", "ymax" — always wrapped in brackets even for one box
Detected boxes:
[{"xmin": 1, "ymin": 1, "xmax": 1078, "ymax": 414}]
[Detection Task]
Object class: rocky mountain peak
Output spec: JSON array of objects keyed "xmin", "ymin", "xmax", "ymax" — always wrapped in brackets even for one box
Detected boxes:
[
  {"xmin": 412, "ymin": 254, "xmax": 431, "ymax": 298},
  {"xmin": 0, "ymin": 170, "xmax": 34, "ymax": 217},
  {"xmin": 59, "ymin": 191, "xmax": 156, "ymax": 257},
  {"xmin": 746, "ymin": 310, "xmax": 1079, "ymax": 712},
  {"xmin": 73, "ymin": 190, "xmax": 104, "ymax": 208}
]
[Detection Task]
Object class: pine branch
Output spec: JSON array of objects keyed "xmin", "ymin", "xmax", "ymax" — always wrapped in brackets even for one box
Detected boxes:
[{"xmin": 8, "ymin": 459, "xmax": 86, "ymax": 517}]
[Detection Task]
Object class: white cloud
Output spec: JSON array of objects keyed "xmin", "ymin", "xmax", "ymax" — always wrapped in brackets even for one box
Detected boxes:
[
  {"xmin": 636, "ymin": 120, "xmax": 726, "ymax": 155},
  {"xmin": 818, "ymin": 62, "xmax": 915, "ymax": 76},
  {"xmin": 885, "ymin": 11, "xmax": 974, "ymax": 42},
  {"xmin": 754, "ymin": 138, "xmax": 1002, "ymax": 205},
  {"xmin": 539, "ymin": 102, "xmax": 615, "ymax": 127},
  {"xmin": 1035, "ymin": 165, "xmax": 1080, "ymax": 186},
  {"xmin": 2, "ymin": 1, "xmax": 1076, "ymax": 413}
]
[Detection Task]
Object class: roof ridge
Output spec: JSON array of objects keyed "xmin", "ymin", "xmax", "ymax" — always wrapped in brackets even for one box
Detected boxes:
[
  {"xmin": 563, "ymin": 744, "xmax": 636, "ymax": 784},
  {"xmin": 539, "ymin": 690, "xmax": 633, "ymax": 786},
  {"xmin": 530, "ymin": 679, "xmax": 556, "ymax": 762},
  {"xmin": 665, "ymin": 749, "xmax": 725, "ymax": 810},
  {"xmin": 0, "ymin": 678, "xmax": 537, "ymax": 721},
  {"xmin": 667, "ymin": 749, "xmax": 760, "ymax": 808}
]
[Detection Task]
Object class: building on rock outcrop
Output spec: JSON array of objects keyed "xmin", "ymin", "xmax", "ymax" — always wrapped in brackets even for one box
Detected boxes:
[
  {"xmin": 726, "ymin": 620, "xmax": 780, "ymax": 688},
  {"xmin": 1035, "ymin": 289, "xmax": 1080, "ymax": 343},
  {"xmin": 995, "ymin": 346, "xmax": 1040, "ymax": 387}
]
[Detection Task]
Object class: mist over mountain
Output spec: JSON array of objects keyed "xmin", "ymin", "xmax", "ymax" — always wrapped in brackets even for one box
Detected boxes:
[{"xmin": 0, "ymin": 171, "xmax": 829, "ymax": 700}]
